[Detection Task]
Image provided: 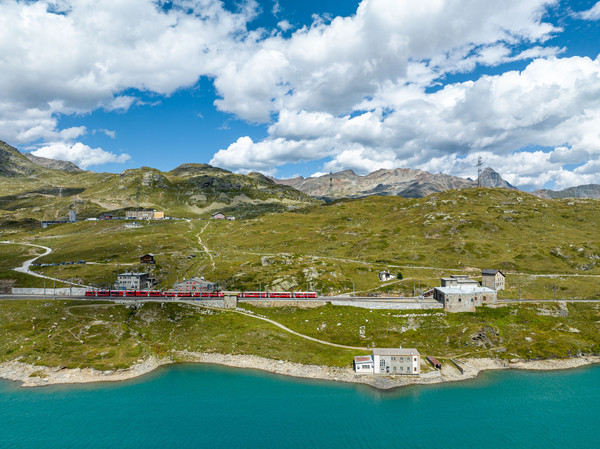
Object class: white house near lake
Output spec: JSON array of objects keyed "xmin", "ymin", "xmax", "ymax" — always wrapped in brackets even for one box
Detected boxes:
[{"xmin": 354, "ymin": 348, "xmax": 420, "ymax": 376}]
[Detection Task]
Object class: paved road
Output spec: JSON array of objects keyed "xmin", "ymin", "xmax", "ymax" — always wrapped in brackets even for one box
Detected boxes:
[{"xmin": 1, "ymin": 241, "xmax": 91, "ymax": 288}]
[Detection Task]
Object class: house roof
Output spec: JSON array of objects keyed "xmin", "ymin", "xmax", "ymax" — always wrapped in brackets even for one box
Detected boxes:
[
  {"xmin": 372, "ymin": 348, "xmax": 420, "ymax": 356},
  {"xmin": 174, "ymin": 276, "xmax": 215, "ymax": 286},
  {"xmin": 434, "ymin": 286, "xmax": 496, "ymax": 294},
  {"xmin": 140, "ymin": 253, "xmax": 154, "ymax": 257},
  {"xmin": 118, "ymin": 272, "xmax": 148, "ymax": 277},
  {"xmin": 354, "ymin": 356, "xmax": 373, "ymax": 363},
  {"xmin": 482, "ymin": 269, "xmax": 505, "ymax": 276}
]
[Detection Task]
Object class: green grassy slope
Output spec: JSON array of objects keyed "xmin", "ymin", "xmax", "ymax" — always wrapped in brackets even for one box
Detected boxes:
[
  {"xmin": 1, "ymin": 300, "xmax": 599, "ymax": 371},
  {"xmin": 1, "ymin": 188, "xmax": 598, "ymax": 298},
  {"xmin": 0, "ymin": 142, "xmax": 318, "ymax": 223}
]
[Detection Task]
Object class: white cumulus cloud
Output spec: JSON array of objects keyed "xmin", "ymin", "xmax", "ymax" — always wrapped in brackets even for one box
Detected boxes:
[{"xmin": 31, "ymin": 142, "xmax": 131, "ymax": 169}]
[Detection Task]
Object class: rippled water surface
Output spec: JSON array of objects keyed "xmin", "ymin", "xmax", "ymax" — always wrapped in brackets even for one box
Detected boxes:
[{"xmin": 1, "ymin": 363, "xmax": 598, "ymax": 448}]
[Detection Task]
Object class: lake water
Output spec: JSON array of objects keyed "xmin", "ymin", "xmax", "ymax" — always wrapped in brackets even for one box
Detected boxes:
[{"xmin": 1, "ymin": 363, "xmax": 598, "ymax": 448}]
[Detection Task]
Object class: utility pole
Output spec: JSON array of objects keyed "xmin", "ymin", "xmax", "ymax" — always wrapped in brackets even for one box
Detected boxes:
[
  {"xmin": 554, "ymin": 282, "xmax": 556, "ymax": 301},
  {"xmin": 477, "ymin": 156, "xmax": 483, "ymax": 188}
]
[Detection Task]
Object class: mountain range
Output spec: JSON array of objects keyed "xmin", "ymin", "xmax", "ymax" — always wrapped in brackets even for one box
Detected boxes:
[
  {"xmin": 274, "ymin": 166, "xmax": 520, "ymax": 200},
  {"xmin": 0, "ymin": 140, "xmax": 317, "ymax": 222},
  {"xmin": 1, "ymin": 139, "xmax": 598, "ymax": 224}
]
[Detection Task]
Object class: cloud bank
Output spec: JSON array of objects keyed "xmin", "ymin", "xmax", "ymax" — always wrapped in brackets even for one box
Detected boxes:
[{"xmin": 1, "ymin": 0, "xmax": 599, "ymax": 187}]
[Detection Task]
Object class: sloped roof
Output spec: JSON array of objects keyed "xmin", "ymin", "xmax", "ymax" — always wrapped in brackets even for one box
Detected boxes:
[
  {"xmin": 482, "ymin": 269, "xmax": 505, "ymax": 276},
  {"xmin": 372, "ymin": 348, "xmax": 420, "ymax": 356}
]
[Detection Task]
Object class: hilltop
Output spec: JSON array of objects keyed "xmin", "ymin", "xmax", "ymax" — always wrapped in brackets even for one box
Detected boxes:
[{"xmin": 0, "ymin": 140, "xmax": 317, "ymax": 222}]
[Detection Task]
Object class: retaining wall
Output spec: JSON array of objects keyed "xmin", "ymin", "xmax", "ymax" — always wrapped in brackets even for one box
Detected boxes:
[
  {"xmin": 329, "ymin": 300, "xmax": 444, "ymax": 310},
  {"xmin": 12, "ymin": 287, "xmax": 87, "ymax": 296},
  {"xmin": 240, "ymin": 300, "xmax": 328, "ymax": 308}
]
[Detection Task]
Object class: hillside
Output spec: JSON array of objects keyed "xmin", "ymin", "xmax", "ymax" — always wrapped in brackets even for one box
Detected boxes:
[
  {"xmin": 274, "ymin": 166, "xmax": 514, "ymax": 200},
  {"xmin": 0, "ymin": 140, "xmax": 317, "ymax": 223},
  {"xmin": 0, "ymin": 140, "xmax": 42, "ymax": 177},
  {"xmin": 3, "ymin": 188, "xmax": 598, "ymax": 301}
]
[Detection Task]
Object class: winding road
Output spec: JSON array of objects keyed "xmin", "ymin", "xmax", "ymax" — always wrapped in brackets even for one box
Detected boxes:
[{"xmin": 1, "ymin": 241, "xmax": 91, "ymax": 288}]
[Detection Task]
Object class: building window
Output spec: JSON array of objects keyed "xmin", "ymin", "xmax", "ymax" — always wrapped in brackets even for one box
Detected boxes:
[
  {"xmin": 380, "ymin": 360, "xmax": 386, "ymax": 367},
  {"xmin": 391, "ymin": 357, "xmax": 395, "ymax": 361},
  {"xmin": 458, "ymin": 297, "xmax": 461, "ymax": 302},
  {"xmin": 414, "ymin": 367, "xmax": 417, "ymax": 372}
]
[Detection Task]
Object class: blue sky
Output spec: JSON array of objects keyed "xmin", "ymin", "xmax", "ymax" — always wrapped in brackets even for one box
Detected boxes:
[{"xmin": 1, "ymin": 0, "xmax": 600, "ymax": 190}]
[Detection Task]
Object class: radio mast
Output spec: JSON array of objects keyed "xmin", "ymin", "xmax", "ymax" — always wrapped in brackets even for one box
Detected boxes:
[{"xmin": 476, "ymin": 156, "xmax": 483, "ymax": 188}]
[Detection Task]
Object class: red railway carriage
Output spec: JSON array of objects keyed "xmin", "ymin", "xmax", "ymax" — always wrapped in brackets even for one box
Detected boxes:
[
  {"xmin": 239, "ymin": 292, "xmax": 268, "ymax": 298},
  {"xmin": 110, "ymin": 291, "xmax": 125, "ymax": 297},
  {"xmin": 85, "ymin": 291, "xmax": 96, "ymax": 297},
  {"xmin": 293, "ymin": 292, "xmax": 318, "ymax": 298},
  {"xmin": 268, "ymin": 292, "xmax": 292, "ymax": 298}
]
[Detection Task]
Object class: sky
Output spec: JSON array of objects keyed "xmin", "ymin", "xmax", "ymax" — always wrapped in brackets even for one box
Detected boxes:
[{"xmin": 1, "ymin": 0, "xmax": 600, "ymax": 191}]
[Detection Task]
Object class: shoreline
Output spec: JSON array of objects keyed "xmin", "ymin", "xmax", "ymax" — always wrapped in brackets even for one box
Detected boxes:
[{"xmin": 1, "ymin": 353, "xmax": 599, "ymax": 389}]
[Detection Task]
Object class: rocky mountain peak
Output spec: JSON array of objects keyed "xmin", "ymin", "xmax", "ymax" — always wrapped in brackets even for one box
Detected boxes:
[{"xmin": 478, "ymin": 167, "xmax": 517, "ymax": 190}]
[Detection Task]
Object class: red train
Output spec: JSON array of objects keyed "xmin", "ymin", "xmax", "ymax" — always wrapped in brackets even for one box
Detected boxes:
[{"xmin": 84, "ymin": 290, "xmax": 318, "ymax": 299}]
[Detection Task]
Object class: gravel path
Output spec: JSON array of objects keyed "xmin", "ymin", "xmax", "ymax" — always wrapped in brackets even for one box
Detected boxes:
[{"xmin": 192, "ymin": 304, "xmax": 369, "ymax": 351}]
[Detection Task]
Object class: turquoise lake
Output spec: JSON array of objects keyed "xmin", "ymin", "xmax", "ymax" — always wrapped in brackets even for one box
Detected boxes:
[{"xmin": 1, "ymin": 363, "xmax": 598, "ymax": 448}]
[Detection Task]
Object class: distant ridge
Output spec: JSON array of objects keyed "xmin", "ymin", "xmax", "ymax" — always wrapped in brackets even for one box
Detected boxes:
[
  {"xmin": 23, "ymin": 152, "xmax": 82, "ymax": 172},
  {"xmin": 274, "ymin": 166, "xmax": 515, "ymax": 200},
  {"xmin": 532, "ymin": 184, "xmax": 600, "ymax": 199}
]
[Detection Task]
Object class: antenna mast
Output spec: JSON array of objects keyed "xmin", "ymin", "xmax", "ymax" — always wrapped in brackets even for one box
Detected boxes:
[
  {"xmin": 329, "ymin": 171, "xmax": 333, "ymax": 188},
  {"xmin": 476, "ymin": 156, "xmax": 483, "ymax": 188}
]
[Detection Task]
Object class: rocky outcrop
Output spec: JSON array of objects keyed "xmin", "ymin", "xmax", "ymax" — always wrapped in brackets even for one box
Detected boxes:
[
  {"xmin": 477, "ymin": 167, "xmax": 517, "ymax": 190},
  {"xmin": 22, "ymin": 153, "xmax": 82, "ymax": 172}
]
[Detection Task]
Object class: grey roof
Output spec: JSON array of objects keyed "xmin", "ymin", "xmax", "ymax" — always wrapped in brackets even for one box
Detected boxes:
[
  {"xmin": 174, "ymin": 276, "xmax": 215, "ymax": 286},
  {"xmin": 372, "ymin": 348, "xmax": 420, "ymax": 356},
  {"xmin": 434, "ymin": 286, "xmax": 496, "ymax": 294},
  {"xmin": 482, "ymin": 269, "xmax": 500, "ymax": 275},
  {"xmin": 118, "ymin": 272, "xmax": 148, "ymax": 277}
]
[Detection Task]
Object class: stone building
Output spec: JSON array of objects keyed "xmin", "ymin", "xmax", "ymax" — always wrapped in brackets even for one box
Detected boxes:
[
  {"xmin": 115, "ymin": 272, "xmax": 154, "ymax": 290},
  {"xmin": 433, "ymin": 285, "xmax": 497, "ymax": 312},
  {"xmin": 354, "ymin": 348, "xmax": 420, "ymax": 375},
  {"xmin": 440, "ymin": 275, "xmax": 479, "ymax": 288},
  {"xmin": 481, "ymin": 269, "xmax": 506, "ymax": 290},
  {"xmin": 173, "ymin": 276, "xmax": 217, "ymax": 292}
]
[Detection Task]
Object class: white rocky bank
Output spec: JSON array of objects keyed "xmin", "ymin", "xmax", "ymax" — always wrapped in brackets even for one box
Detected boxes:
[{"xmin": 1, "ymin": 353, "xmax": 599, "ymax": 389}]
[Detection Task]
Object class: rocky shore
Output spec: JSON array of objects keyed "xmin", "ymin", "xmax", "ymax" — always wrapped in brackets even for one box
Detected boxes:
[{"xmin": 1, "ymin": 353, "xmax": 599, "ymax": 389}]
